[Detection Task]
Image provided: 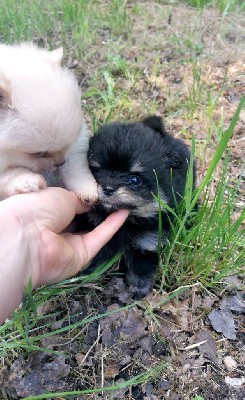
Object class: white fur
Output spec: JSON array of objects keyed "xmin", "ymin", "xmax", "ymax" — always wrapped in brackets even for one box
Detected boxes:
[{"xmin": 0, "ymin": 42, "xmax": 97, "ymax": 203}]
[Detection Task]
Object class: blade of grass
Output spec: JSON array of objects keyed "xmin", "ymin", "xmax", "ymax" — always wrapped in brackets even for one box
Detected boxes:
[{"xmin": 163, "ymin": 95, "xmax": 245, "ymax": 275}]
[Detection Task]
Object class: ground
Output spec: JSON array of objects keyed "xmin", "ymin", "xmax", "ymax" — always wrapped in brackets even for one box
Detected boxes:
[
  {"xmin": 0, "ymin": 1, "xmax": 244, "ymax": 399},
  {"xmin": 1, "ymin": 278, "xmax": 244, "ymax": 399}
]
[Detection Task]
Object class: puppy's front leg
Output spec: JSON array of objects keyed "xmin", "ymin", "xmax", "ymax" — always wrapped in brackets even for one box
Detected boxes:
[
  {"xmin": 0, "ymin": 168, "xmax": 47, "ymax": 200},
  {"xmin": 125, "ymin": 247, "xmax": 158, "ymax": 299},
  {"xmin": 61, "ymin": 125, "xmax": 98, "ymax": 205}
]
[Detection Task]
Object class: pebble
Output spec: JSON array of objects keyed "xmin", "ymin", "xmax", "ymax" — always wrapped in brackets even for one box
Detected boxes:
[{"xmin": 223, "ymin": 355, "xmax": 237, "ymax": 371}]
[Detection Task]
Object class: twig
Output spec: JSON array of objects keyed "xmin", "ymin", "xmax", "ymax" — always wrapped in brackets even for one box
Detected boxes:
[
  {"xmin": 179, "ymin": 340, "xmax": 208, "ymax": 351},
  {"xmin": 80, "ymin": 324, "xmax": 101, "ymax": 365}
]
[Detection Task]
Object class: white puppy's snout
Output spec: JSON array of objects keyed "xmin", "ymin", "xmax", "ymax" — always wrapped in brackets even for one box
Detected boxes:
[
  {"xmin": 53, "ymin": 150, "xmax": 66, "ymax": 167},
  {"xmin": 55, "ymin": 160, "xmax": 65, "ymax": 168}
]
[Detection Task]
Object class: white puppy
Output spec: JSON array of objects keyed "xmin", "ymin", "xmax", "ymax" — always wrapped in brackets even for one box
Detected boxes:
[{"xmin": 0, "ymin": 43, "xmax": 97, "ymax": 203}]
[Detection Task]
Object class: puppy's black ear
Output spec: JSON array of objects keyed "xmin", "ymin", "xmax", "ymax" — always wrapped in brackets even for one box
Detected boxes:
[{"xmin": 142, "ymin": 116, "xmax": 167, "ymax": 136}]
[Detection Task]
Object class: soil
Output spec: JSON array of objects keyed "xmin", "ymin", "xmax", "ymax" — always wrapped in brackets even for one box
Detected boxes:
[{"xmin": 1, "ymin": 278, "xmax": 244, "ymax": 399}]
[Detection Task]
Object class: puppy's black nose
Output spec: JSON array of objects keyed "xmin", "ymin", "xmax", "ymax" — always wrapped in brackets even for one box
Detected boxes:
[{"xmin": 103, "ymin": 186, "xmax": 114, "ymax": 196}]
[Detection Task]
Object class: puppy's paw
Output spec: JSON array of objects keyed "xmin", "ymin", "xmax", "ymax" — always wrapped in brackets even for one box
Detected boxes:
[
  {"xmin": 61, "ymin": 165, "xmax": 98, "ymax": 205},
  {"xmin": 126, "ymin": 270, "xmax": 154, "ymax": 300},
  {"xmin": 79, "ymin": 190, "xmax": 98, "ymax": 206},
  {"xmin": 10, "ymin": 174, "xmax": 47, "ymax": 195},
  {"xmin": 74, "ymin": 182, "xmax": 98, "ymax": 205}
]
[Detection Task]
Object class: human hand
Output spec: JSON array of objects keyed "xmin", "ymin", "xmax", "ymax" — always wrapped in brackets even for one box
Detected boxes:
[{"xmin": 6, "ymin": 187, "xmax": 128, "ymax": 288}]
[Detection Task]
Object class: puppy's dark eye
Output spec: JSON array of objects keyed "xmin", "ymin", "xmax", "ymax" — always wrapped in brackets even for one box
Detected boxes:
[
  {"xmin": 129, "ymin": 175, "xmax": 142, "ymax": 186},
  {"xmin": 33, "ymin": 152, "xmax": 49, "ymax": 158}
]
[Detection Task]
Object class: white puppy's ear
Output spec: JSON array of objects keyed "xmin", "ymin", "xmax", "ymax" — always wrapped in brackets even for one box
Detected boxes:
[
  {"xmin": 48, "ymin": 47, "xmax": 63, "ymax": 66},
  {"xmin": 0, "ymin": 74, "xmax": 12, "ymax": 108}
]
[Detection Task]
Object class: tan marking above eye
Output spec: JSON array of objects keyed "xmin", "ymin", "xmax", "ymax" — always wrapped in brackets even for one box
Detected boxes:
[{"xmin": 130, "ymin": 162, "xmax": 144, "ymax": 173}]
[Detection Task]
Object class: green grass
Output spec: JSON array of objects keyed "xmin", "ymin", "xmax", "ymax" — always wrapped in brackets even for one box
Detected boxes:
[
  {"xmin": 0, "ymin": 0, "xmax": 243, "ymax": 49},
  {"xmin": 0, "ymin": 0, "xmax": 129, "ymax": 56},
  {"xmin": 183, "ymin": 0, "xmax": 245, "ymax": 12},
  {"xmin": 160, "ymin": 96, "xmax": 245, "ymax": 290}
]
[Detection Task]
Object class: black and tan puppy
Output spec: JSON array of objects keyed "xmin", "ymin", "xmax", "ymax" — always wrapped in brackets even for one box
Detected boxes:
[{"xmin": 83, "ymin": 116, "xmax": 195, "ymax": 299}]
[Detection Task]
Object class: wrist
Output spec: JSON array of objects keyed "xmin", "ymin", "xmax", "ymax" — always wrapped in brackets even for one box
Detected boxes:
[
  {"xmin": 0, "ymin": 204, "xmax": 41, "ymax": 289},
  {"xmin": 0, "ymin": 207, "xmax": 40, "ymax": 323}
]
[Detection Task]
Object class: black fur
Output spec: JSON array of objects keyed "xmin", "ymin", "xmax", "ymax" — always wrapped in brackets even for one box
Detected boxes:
[{"xmin": 81, "ymin": 116, "xmax": 195, "ymax": 299}]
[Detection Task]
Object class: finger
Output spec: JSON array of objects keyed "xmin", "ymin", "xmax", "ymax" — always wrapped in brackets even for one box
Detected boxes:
[
  {"xmin": 38, "ymin": 187, "xmax": 91, "ymax": 214},
  {"xmin": 74, "ymin": 209, "xmax": 129, "ymax": 263},
  {"xmin": 33, "ymin": 188, "xmax": 87, "ymax": 232},
  {"xmin": 4, "ymin": 187, "xmax": 90, "ymax": 233},
  {"xmin": 36, "ymin": 232, "xmax": 83, "ymax": 286}
]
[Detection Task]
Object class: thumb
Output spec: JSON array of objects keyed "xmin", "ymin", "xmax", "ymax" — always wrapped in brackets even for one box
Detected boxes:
[{"xmin": 65, "ymin": 209, "xmax": 129, "ymax": 265}]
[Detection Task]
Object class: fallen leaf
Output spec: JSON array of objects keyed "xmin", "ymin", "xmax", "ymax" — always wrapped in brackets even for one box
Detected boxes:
[
  {"xmin": 100, "ymin": 305, "xmax": 147, "ymax": 347},
  {"xmin": 0, "ymin": 353, "xmax": 70, "ymax": 397},
  {"xmin": 104, "ymin": 362, "xmax": 120, "ymax": 379},
  {"xmin": 208, "ymin": 309, "xmax": 236, "ymax": 339},
  {"xmin": 195, "ymin": 329, "xmax": 217, "ymax": 363},
  {"xmin": 220, "ymin": 294, "xmax": 245, "ymax": 314},
  {"xmin": 157, "ymin": 379, "xmax": 171, "ymax": 393},
  {"xmin": 138, "ymin": 335, "xmax": 154, "ymax": 354}
]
